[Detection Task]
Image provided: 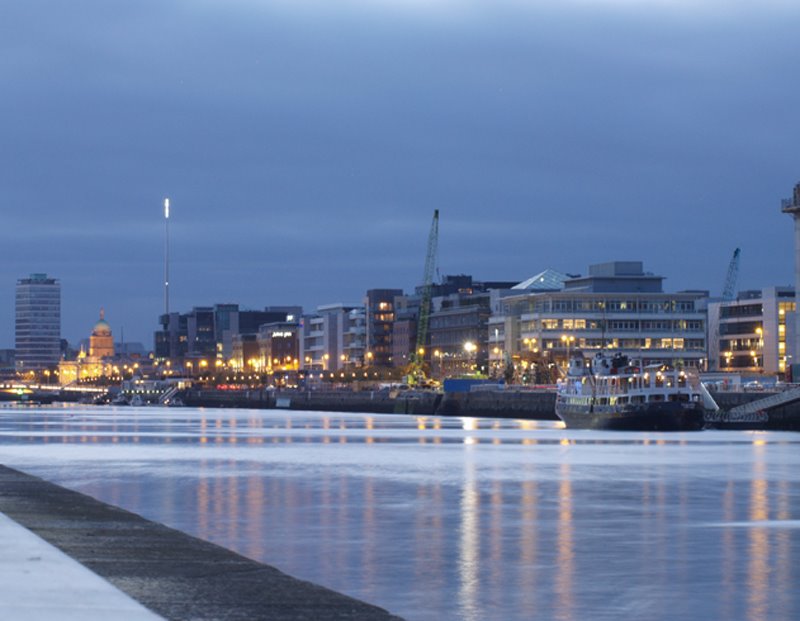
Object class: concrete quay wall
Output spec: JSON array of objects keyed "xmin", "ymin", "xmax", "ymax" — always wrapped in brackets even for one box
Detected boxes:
[
  {"xmin": 437, "ymin": 390, "xmax": 558, "ymax": 420},
  {"xmin": 277, "ymin": 390, "xmax": 442, "ymax": 415},
  {"xmin": 0, "ymin": 464, "xmax": 403, "ymax": 621},
  {"xmin": 708, "ymin": 391, "xmax": 766, "ymax": 410},
  {"xmin": 184, "ymin": 387, "xmax": 558, "ymax": 419}
]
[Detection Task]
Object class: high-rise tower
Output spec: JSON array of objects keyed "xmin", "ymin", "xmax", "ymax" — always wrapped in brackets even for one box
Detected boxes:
[
  {"xmin": 15, "ymin": 273, "xmax": 61, "ymax": 372},
  {"xmin": 781, "ymin": 182, "xmax": 800, "ymax": 372}
]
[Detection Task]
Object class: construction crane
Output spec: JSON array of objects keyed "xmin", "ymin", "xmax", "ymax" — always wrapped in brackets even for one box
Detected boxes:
[
  {"xmin": 722, "ymin": 248, "xmax": 741, "ymax": 301},
  {"xmin": 710, "ymin": 248, "xmax": 741, "ymax": 371},
  {"xmin": 408, "ymin": 209, "xmax": 439, "ymax": 386}
]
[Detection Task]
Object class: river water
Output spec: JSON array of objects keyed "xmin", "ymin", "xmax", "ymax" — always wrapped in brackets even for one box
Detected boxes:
[{"xmin": 0, "ymin": 405, "xmax": 798, "ymax": 621}]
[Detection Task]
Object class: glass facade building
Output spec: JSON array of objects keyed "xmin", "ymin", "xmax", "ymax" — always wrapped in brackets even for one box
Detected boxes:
[{"xmin": 15, "ymin": 273, "xmax": 61, "ymax": 371}]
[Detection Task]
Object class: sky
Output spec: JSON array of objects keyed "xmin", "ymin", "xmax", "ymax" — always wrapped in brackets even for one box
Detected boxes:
[{"xmin": 2, "ymin": 0, "xmax": 800, "ymax": 348}]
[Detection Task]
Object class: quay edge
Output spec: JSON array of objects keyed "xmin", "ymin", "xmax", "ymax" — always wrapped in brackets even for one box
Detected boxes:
[
  {"xmin": 0, "ymin": 464, "xmax": 405, "ymax": 621},
  {"xmin": 182, "ymin": 387, "xmax": 560, "ymax": 420}
]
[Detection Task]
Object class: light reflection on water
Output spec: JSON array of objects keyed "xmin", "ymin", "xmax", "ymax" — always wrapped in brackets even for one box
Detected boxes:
[{"xmin": 0, "ymin": 406, "xmax": 799, "ymax": 621}]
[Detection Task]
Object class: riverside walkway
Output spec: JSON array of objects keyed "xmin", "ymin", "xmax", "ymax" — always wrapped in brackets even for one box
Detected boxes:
[{"xmin": 0, "ymin": 465, "xmax": 403, "ymax": 621}]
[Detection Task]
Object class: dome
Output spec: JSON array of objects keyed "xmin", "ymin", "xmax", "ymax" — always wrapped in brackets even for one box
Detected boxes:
[{"xmin": 92, "ymin": 309, "xmax": 112, "ymax": 336}]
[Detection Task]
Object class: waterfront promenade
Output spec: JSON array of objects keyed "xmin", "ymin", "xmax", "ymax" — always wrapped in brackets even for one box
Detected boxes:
[{"xmin": 0, "ymin": 464, "xmax": 403, "ymax": 621}]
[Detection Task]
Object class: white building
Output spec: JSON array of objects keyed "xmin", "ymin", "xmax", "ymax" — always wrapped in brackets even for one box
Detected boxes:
[
  {"xmin": 707, "ymin": 287, "xmax": 796, "ymax": 376},
  {"xmin": 489, "ymin": 262, "xmax": 709, "ymax": 378},
  {"xmin": 300, "ymin": 304, "xmax": 366, "ymax": 372}
]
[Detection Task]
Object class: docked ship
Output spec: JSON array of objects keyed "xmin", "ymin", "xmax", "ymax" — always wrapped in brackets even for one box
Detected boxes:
[{"xmin": 555, "ymin": 352, "xmax": 710, "ymax": 431}]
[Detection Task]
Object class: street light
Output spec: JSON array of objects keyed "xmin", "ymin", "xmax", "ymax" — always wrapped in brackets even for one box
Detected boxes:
[
  {"xmin": 561, "ymin": 334, "xmax": 575, "ymax": 368},
  {"xmin": 434, "ymin": 349, "xmax": 443, "ymax": 379},
  {"xmin": 464, "ymin": 341, "xmax": 477, "ymax": 372}
]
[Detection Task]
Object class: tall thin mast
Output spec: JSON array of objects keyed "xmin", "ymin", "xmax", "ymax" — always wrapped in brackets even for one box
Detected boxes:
[{"xmin": 164, "ymin": 198, "xmax": 170, "ymax": 316}]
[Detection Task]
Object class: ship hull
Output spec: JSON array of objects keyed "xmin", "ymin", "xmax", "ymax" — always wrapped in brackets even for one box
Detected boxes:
[{"xmin": 555, "ymin": 400, "xmax": 705, "ymax": 431}]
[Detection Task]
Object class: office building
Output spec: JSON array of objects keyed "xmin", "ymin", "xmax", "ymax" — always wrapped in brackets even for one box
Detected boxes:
[
  {"xmin": 15, "ymin": 273, "xmax": 61, "ymax": 372},
  {"xmin": 707, "ymin": 287, "xmax": 796, "ymax": 375},
  {"xmin": 489, "ymin": 262, "xmax": 709, "ymax": 379}
]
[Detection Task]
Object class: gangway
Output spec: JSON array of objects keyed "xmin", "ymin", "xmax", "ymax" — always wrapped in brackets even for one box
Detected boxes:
[
  {"xmin": 725, "ymin": 386, "xmax": 800, "ymax": 417},
  {"xmin": 159, "ymin": 385, "xmax": 180, "ymax": 405}
]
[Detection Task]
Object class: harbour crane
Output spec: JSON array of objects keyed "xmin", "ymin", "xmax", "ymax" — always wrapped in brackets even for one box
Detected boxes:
[
  {"xmin": 722, "ymin": 248, "xmax": 741, "ymax": 301},
  {"xmin": 710, "ymin": 248, "xmax": 741, "ymax": 371},
  {"xmin": 408, "ymin": 209, "xmax": 439, "ymax": 386}
]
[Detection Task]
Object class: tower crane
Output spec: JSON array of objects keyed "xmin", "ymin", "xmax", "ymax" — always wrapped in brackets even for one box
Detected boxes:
[
  {"xmin": 408, "ymin": 209, "xmax": 439, "ymax": 386},
  {"xmin": 710, "ymin": 248, "xmax": 741, "ymax": 371},
  {"xmin": 722, "ymin": 248, "xmax": 741, "ymax": 301}
]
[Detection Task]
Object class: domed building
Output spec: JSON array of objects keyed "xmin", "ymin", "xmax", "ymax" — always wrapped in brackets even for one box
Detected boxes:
[
  {"xmin": 89, "ymin": 309, "xmax": 114, "ymax": 359},
  {"xmin": 59, "ymin": 309, "xmax": 116, "ymax": 385}
]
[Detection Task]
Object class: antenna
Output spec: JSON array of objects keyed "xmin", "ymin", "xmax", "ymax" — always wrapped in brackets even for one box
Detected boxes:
[{"xmin": 164, "ymin": 198, "xmax": 170, "ymax": 316}]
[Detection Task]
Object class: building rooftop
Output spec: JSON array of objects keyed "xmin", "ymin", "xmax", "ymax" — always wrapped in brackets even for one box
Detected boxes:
[{"xmin": 512, "ymin": 269, "xmax": 569, "ymax": 291}]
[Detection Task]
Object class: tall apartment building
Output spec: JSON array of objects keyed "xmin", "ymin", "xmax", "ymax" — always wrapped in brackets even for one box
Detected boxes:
[
  {"xmin": 489, "ymin": 262, "xmax": 709, "ymax": 375},
  {"xmin": 707, "ymin": 287, "xmax": 796, "ymax": 375},
  {"xmin": 15, "ymin": 273, "xmax": 61, "ymax": 371},
  {"xmin": 365, "ymin": 289, "xmax": 403, "ymax": 367}
]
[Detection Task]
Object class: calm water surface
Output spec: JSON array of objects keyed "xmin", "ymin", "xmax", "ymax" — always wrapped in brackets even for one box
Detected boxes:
[{"xmin": 0, "ymin": 405, "xmax": 798, "ymax": 621}]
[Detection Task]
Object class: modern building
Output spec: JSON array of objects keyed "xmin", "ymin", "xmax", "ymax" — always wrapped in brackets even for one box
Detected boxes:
[
  {"xmin": 231, "ymin": 333, "xmax": 260, "ymax": 371},
  {"xmin": 429, "ymin": 290, "xmax": 494, "ymax": 379},
  {"xmin": 365, "ymin": 289, "xmax": 403, "ymax": 367},
  {"xmin": 489, "ymin": 262, "xmax": 709, "ymax": 381},
  {"xmin": 15, "ymin": 273, "xmax": 61, "ymax": 372},
  {"xmin": 257, "ymin": 321, "xmax": 301, "ymax": 374},
  {"xmin": 155, "ymin": 312, "xmax": 188, "ymax": 360},
  {"xmin": 300, "ymin": 304, "xmax": 365, "ymax": 372},
  {"xmin": 781, "ymin": 181, "xmax": 800, "ymax": 375},
  {"xmin": 391, "ymin": 296, "xmax": 420, "ymax": 369},
  {"xmin": 155, "ymin": 304, "xmax": 301, "ymax": 362},
  {"xmin": 707, "ymin": 287, "xmax": 796, "ymax": 375},
  {"xmin": 392, "ymin": 275, "xmax": 519, "ymax": 373}
]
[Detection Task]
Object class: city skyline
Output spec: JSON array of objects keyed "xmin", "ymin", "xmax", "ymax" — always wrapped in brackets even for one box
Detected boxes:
[{"xmin": 2, "ymin": 1, "xmax": 800, "ymax": 347}]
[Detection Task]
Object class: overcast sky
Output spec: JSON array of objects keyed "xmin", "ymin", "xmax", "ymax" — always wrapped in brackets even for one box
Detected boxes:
[{"xmin": 2, "ymin": 0, "xmax": 800, "ymax": 347}]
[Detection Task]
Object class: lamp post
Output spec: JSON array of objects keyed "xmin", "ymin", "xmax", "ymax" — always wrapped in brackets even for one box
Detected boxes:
[
  {"xmin": 463, "ymin": 341, "xmax": 477, "ymax": 373},
  {"xmin": 561, "ymin": 334, "xmax": 575, "ymax": 369}
]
